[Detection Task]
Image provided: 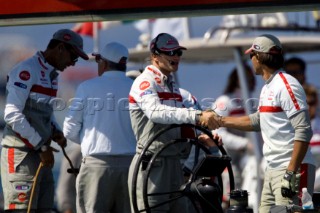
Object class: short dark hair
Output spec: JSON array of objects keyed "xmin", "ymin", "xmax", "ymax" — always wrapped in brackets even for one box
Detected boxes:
[
  {"xmin": 108, "ymin": 60, "xmax": 126, "ymax": 71},
  {"xmin": 284, "ymin": 57, "xmax": 306, "ymax": 73},
  {"xmin": 47, "ymin": 39, "xmax": 74, "ymax": 50},
  {"xmin": 257, "ymin": 52, "xmax": 284, "ymax": 70},
  {"xmin": 47, "ymin": 39, "xmax": 61, "ymax": 49}
]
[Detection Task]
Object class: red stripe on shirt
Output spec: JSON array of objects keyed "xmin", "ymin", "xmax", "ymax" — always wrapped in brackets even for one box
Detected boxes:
[
  {"xmin": 147, "ymin": 67, "xmax": 161, "ymax": 76},
  {"xmin": 158, "ymin": 92, "xmax": 182, "ymax": 102},
  {"xmin": 8, "ymin": 148, "xmax": 15, "ymax": 173},
  {"xmin": 259, "ymin": 106, "xmax": 283, "ymax": 112},
  {"xmin": 279, "ymin": 72, "xmax": 300, "ymax": 110},
  {"xmin": 38, "ymin": 57, "xmax": 48, "ymax": 70},
  {"xmin": 15, "ymin": 132, "xmax": 34, "ymax": 149},
  {"xmin": 310, "ymin": 141, "xmax": 320, "ymax": 146},
  {"xmin": 30, "ymin": 85, "xmax": 57, "ymax": 97},
  {"xmin": 230, "ymin": 109, "xmax": 245, "ymax": 116},
  {"xmin": 128, "ymin": 95, "xmax": 136, "ymax": 103},
  {"xmin": 9, "ymin": 203, "xmax": 16, "ymax": 210}
]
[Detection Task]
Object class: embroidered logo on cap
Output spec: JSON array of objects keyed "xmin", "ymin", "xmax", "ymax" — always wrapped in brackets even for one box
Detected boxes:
[
  {"xmin": 63, "ymin": 34, "xmax": 71, "ymax": 41},
  {"xmin": 253, "ymin": 44, "xmax": 261, "ymax": 50},
  {"xmin": 167, "ymin": 38, "xmax": 178, "ymax": 45}
]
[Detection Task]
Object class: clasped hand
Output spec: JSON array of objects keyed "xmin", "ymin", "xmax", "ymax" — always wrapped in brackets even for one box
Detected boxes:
[{"xmin": 199, "ymin": 110, "xmax": 221, "ymax": 130}]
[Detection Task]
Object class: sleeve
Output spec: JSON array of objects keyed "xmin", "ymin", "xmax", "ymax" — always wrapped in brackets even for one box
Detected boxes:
[
  {"xmin": 63, "ymin": 84, "xmax": 86, "ymax": 144},
  {"xmin": 130, "ymin": 77, "xmax": 197, "ymax": 124},
  {"xmin": 290, "ymin": 110, "xmax": 313, "ymax": 143},
  {"xmin": 4, "ymin": 64, "xmax": 42, "ymax": 148},
  {"xmin": 249, "ymin": 111, "xmax": 261, "ymax": 131}
]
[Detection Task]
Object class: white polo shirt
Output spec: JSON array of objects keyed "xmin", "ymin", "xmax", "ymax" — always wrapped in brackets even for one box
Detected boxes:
[
  {"xmin": 259, "ymin": 71, "xmax": 314, "ymax": 168},
  {"xmin": 63, "ymin": 71, "xmax": 136, "ymax": 157}
]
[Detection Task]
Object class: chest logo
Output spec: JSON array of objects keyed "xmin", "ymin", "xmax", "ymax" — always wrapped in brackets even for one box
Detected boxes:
[{"xmin": 139, "ymin": 81, "xmax": 150, "ymax": 90}]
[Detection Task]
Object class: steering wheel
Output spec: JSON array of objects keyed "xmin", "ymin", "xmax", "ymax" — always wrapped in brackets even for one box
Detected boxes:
[{"xmin": 131, "ymin": 124, "xmax": 234, "ymax": 213}]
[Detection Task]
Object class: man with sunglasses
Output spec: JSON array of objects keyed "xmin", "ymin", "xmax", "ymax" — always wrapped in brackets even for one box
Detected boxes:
[
  {"xmin": 128, "ymin": 33, "xmax": 221, "ymax": 212},
  {"xmin": 1, "ymin": 29, "xmax": 88, "ymax": 212},
  {"xmin": 214, "ymin": 34, "xmax": 315, "ymax": 212},
  {"xmin": 63, "ymin": 42, "xmax": 136, "ymax": 213}
]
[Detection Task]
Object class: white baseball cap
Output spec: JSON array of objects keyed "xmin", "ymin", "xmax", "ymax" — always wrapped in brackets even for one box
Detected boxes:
[
  {"xmin": 245, "ymin": 34, "xmax": 282, "ymax": 54},
  {"xmin": 93, "ymin": 42, "xmax": 129, "ymax": 64}
]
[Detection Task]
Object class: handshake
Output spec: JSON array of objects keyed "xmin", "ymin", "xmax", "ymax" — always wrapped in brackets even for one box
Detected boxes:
[{"xmin": 196, "ymin": 109, "xmax": 222, "ymax": 130}]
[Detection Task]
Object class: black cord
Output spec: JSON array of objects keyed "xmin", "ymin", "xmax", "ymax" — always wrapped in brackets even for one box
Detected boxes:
[{"xmin": 61, "ymin": 146, "xmax": 78, "ymax": 178}]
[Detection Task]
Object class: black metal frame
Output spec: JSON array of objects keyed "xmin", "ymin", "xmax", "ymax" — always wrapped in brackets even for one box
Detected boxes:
[{"xmin": 131, "ymin": 124, "xmax": 235, "ymax": 213}]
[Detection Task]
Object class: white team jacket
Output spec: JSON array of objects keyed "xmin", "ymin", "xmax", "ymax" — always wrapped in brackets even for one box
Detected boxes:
[
  {"xmin": 3, "ymin": 51, "xmax": 61, "ymax": 150},
  {"xmin": 129, "ymin": 65, "xmax": 198, "ymax": 155}
]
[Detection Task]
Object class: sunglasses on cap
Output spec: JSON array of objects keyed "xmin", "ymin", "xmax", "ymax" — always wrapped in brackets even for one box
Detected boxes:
[{"xmin": 160, "ymin": 49, "xmax": 183, "ymax": 57}]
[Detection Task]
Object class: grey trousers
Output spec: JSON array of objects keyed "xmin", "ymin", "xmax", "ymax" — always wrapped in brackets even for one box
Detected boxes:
[{"xmin": 76, "ymin": 155, "xmax": 133, "ymax": 213}]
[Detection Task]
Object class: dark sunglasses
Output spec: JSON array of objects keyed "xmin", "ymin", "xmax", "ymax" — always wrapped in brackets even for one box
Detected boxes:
[
  {"xmin": 64, "ymin": 44, "xmax": 79, "ymax": 63},
  {"xmin": 160, "ymin": 49, "xmax": 183, "ymax": 57},
  {"xmin": 249, "ymin": 51, "xmax": 257, "ymax": 59}
]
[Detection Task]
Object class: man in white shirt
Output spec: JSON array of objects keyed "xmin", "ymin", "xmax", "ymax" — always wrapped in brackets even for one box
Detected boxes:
[
  {"xmin": 63, "ymin": 42, "xmax": 136, "ymax": 213},
  {"xmin": 214, "ymin": 34, "xmax": 315, "ymax": 212}
]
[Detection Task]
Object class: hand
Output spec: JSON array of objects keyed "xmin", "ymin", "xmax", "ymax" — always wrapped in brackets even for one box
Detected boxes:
[
  {"xmin": 281, "ymin": 170, "xmax": 298, "ymax": 198},
  {"xmin": 199, "ymin": 110, "xmax": 221, "ymax": 130},
  {"xmin": 198, "ymin": 132, "xmax": 223, "ymax": 147},
  {"xmin": 52, "ymin": 131, "xmax": 67, "ymax": 148},
  {"xmin": 39, "ymin": 146, "xmax": 59, "ymax": 168}
]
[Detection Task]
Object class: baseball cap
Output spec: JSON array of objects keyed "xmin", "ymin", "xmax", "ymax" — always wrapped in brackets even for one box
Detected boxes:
[
  {"xmin": 245, "ymin": 34, "xmax": 282, "ymax": 54},
  {"xmin": 150, "ymin": 33, "xmax": 187, "ymax": 53},
  {"xmin": 93, "ymin": 42, "xmax": 129, "ymax": 64},
  {"xmin": 53, "ymin": 29, "xmax": 89, "ymax": 60}
]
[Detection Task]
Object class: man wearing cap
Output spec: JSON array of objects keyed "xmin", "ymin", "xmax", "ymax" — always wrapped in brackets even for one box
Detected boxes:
[
  {"xmin": 63, "ymin": 42, "xmax": 136, "ymax": 213},
  {"xmin": 213, "ymin": 34, "xmax": 315, "ymax": 212},
  {"xmin": 128, "ymin": 33, "xmax": 220, "ymax": 212},
  {"xmin": 1, "ymin": 29, "xmax": 88, "ymax": 212}
]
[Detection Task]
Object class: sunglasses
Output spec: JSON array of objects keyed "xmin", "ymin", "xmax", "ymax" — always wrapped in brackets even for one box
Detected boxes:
[
  {"xmin": 249, "ymin": 51, "xmax": 257, "ymax": 59},
  {"xmin": 160, "ymin": 49, "xmax": 183, "ymax": 57},
  {"xmin": 64, "ymin": 44, "xmax": 79, "ymax": 63}
]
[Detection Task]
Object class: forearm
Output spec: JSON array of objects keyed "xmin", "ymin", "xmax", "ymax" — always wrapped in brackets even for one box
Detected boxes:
[
  {"xmin": 220, "ymin": 115, "xmax": 254, "ymax": 131},
  {"xmin": 287, "ymin": 140, "xmax": 309, "ymax": 172}
]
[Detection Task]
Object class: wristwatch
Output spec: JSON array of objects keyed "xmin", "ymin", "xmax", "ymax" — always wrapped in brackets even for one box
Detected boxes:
[{"xmin": 41, "ymin": 145, "xmax": 48, "ymax": 152}]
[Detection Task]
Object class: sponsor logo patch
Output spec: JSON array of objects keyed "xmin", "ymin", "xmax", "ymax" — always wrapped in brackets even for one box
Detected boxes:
[
  {"xmin": 16, "ymin": 185, "xmax": 30, "ymax": 190},
  {"xmin": 18, "ymin": 193, "xmax": 27, "ymax": 202},
  {"xmin": 155, "ymin": 77, "xmax": 161, "ymax": 84},
  {"xmin": 19, "ymin": 71, "xmax": 30, "ymax": 81},
  {"xmin": 140, "ymin": 90, "xmax": 153, "ymax": 97},
  {"xmin": 14, "ymin": 82, "xmax": 27, "ymax": 89},
  {"xmin": 139, "ymin": 81, "xmax": 150, "ymax": 90}
]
